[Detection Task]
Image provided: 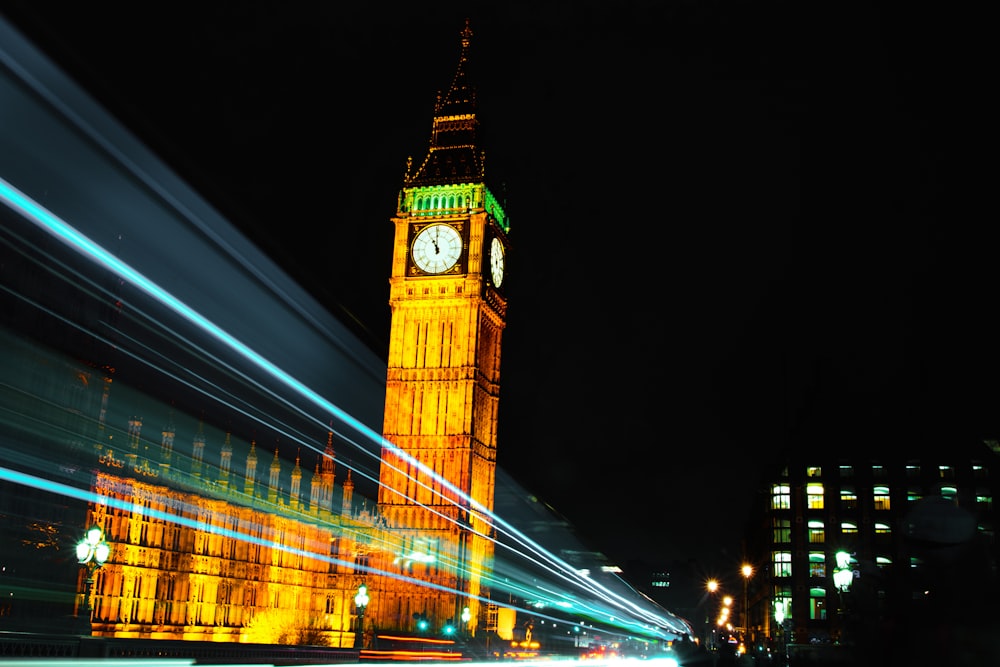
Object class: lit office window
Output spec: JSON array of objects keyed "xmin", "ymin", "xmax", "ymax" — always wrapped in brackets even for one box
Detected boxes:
[
  {"xmin": 809, "ymin": 588, "xmax": 827, "ymax": 621},
  {"xmin": 773, "ymin": 551, "xmax": 792, "ymax": 577},
  {"xmin": 808, "ymin": 552, "xmax": 826, "ymax": 577},
  {"xmin": 872, "ymin": 464, "xmax": 885, "ymax": 478},
  {"xmin": 941, "ymin": 486, "xmax": 958, "ymax": 501},
  {"xmin": 807, "ymin": 483, "xmax": 825, "ymax": 509},
  {"xmin": 875, "ymin": 556, "xmax": 892, "ymax": 569},
  {"xmin": 905, "ymin": 464, "xmax": 920, "ymax": 478},
  {"xmin": 840, "ymin": 488, "xmax": 857, "ymax": 510},
  {"xmin": 838, "ymin": 465, "xmax": 854, "ymax": 478},
  {"xmin": 873, "ymin": 486, "xmax": 891, "ymax": 510},
  {"xmin": 808, "ymin": 519, "xmax": 825, "ymax": 544},
  {"xmin": 907, "ymin": 489, "xmax": 923, "ymax": 503},
  {"xmin": 875, "ymin": 522, "xmax": 891, "ymax": 534},
  {"xmin": 976, "ymin": 494, "xmax": 993, "ymax": 511},
  {"xmin": 772, "ymin": 484, "xmax": 791, "ymax": 510},
  {"xmin": 807, "ymin": 466, "xmax": 822, "ymax": 478},
  {"xmin": 841, "ymin": 522, "xmax": 858, "ymax": 534},
  {"xmin": 938, "ymin": 465, "xmax": 955, "ymax": 479},
  {"xmin": 772, "ymin": 517, "xmax": 791, "ymax": 544},
  {"xmin": 972, "ymin": 463, "xmax": 988, "ymax": 479}
]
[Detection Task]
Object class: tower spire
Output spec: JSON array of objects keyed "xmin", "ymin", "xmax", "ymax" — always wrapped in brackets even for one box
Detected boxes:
[{"xmin": 405, "ymin": 18, "xmax": 484, "ymax": 187}]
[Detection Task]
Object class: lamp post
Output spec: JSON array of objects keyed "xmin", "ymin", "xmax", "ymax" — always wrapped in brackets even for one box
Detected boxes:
[
  {"xmin": 705, "ymin": 579, "xmax": 719, "ymax": 649},
  {"xmin": 741, "ymin": 564, "xmax": 753, "ymax": 652},
  {"xmin": 832, "ymin": 551, "xmax": 854, "ymax": 644},
  {"xmin": 461, "ymin": 605, "xmax": 472, "ymax": 638},
  {"xmin": 774, "ymin": 599, "xmax": 788, "ymax": 666},
  {"xmin": 354, "ymin": 582, "xmax": 370, "ymax": 648},
  {"xmin": 75, "ymin": 525, "xmax": 110, "ymax": 632},
  {"xmin": 718, "ymin": 595, "xmax": 733, "ymax": 655}
]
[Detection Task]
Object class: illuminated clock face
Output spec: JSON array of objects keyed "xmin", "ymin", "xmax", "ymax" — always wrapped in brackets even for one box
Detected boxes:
[
  {"xmin": 490, "ymin": 237, "xmax": 505, "ymax": 287},
  {"xmin": 411, "ymin": 224, "xmax": 463, "ymax": 274}
]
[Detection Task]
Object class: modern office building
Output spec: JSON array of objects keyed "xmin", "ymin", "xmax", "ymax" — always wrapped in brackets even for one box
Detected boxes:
[{"xmin": 740, "ymin": 439, "xmax": 1000, "ymax": 659}]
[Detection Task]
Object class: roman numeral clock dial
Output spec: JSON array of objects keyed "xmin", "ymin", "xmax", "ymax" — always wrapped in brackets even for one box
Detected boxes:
[
  {"xmin": 490, "ymin": 236, "xmax": 505, "ymax": 288},
  {"xmin": 411, "ymin": 223, "xmax": 463, "ymax": 274}
]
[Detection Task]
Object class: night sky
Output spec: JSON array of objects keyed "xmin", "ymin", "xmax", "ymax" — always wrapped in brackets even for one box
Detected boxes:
[{"xmin": 2, "ymin": 2, "xmax": 990, "ymax": 577}]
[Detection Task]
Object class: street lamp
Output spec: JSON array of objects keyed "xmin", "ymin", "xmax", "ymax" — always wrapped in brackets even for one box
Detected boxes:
[
  {"xmin": 741, "ymin": 564, "xmax": 753, "ymax": 651},
  {"xmin": 717, "ymin": 595, "xmax": 733, "ymax": 649},
  {"xmin": 75, "ymin": 525, "xmax": 110, "ymax": 628},
  {"xmin": 833, "ymin": 551, "xmax": 854, "ymax": 593},
  {"xmin": 705, "ymin": 579, "xmax": 719, "ymax": 648},
  {"xmin": 833, "ymin": 551, "xmax": 854, "ymax": 644},
  {"xmin": 461, "ymin": 605, "xmax": 472, "ymax": 637},
  {"xmin": 354, "ymin": 582, "xmax": 370, "ymax": 648},
  {"xmin": 774, "ymin": 599, "xmax": 788, "ymax": 662}
]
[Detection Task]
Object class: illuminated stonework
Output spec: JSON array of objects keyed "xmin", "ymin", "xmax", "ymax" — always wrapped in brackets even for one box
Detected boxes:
[
  {"xmin": 377, "ymin": 19, "xmax": 510, "ymax": 638},
  {"xmin": 83, "ymin": 454, "xmax": 391, "ymax": 644}
]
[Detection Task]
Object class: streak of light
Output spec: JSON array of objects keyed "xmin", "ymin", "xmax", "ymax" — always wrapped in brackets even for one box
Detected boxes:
[{"xmin": 1, "ymin": 177, "xmax": 691, "ymax": 638}]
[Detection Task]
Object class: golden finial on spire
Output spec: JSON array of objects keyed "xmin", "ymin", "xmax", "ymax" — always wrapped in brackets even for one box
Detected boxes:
[{"xmin": 460, "ymin": 18, "xmax": 472, "ymax": 49}]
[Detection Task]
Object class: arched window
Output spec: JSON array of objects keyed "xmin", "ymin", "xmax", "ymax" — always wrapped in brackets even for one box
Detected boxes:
[
  {"xmin": 809, "ymin": 588, "xmax": 827, "ymax": 621},
  {"xmin": 840, "ymin": 488, "xmax": 857, "ymax": 510},
  {"xmin": 873, "ymin": 485, "xmax": 891, "ymax": 510},
  {"xmin": 808, "ymin": 551, "xmax": 826, "ymax": 577},
  {"xmin": 808, "ymin": 519, "xmax": 825, "ymax": 544}
]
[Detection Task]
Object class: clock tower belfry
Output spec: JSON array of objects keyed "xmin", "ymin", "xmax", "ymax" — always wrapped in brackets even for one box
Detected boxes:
[{"xmin": 376, "ymin": 19, "xmax": 510, "ymax": 636}]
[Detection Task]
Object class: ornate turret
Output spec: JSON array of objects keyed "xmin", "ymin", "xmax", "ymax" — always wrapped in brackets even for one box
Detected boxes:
[
  {"xmin": 290, "ymin": 452, "xmax": 302, "ymax": 510},
  {"xmin": 218, "ymin": 432, "xmax": 233, "ymax": 488},
  {"xmin": 268, "ymin": 448, "xmax": 281, "ymax": 504},
  {"xmin": 244, "ymin": 440, "xmax": 258, "ymax": 497},
  {"xmin": 191, "ymin": 421, "xmax": 205, "ymax": 479},
  {"xmin": 126, "ymin": 415, "xmax": 142, "ymax": 471},
  {"xmin": 159, "ymin": 412, "xmax": 175, "ymax": 474},
  {"xmin": 341, "ymin": 469, "xmax": 354, "ymax": 517}
]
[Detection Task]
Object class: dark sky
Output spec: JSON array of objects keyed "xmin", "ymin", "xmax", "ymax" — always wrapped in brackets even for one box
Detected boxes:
[{"xmin": 2, "ymin": 2, "xmax": 990, "ymax": 574}]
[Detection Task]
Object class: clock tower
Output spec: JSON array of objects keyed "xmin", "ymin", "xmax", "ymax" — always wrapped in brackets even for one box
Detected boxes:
[{"xmin": 376, "ymin": 19, "xmax": 510, "ymax": 636}]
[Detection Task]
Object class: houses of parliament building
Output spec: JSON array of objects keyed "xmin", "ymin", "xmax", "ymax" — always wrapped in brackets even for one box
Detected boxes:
[{"xmin": 0, "ymin": 19, "xmax": 513, "ymax": 647}]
